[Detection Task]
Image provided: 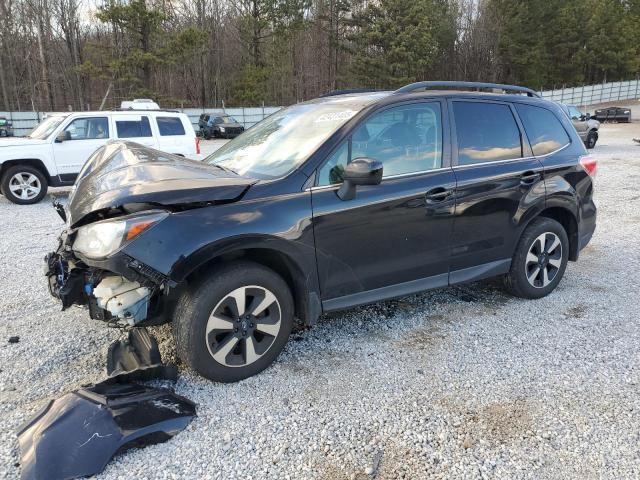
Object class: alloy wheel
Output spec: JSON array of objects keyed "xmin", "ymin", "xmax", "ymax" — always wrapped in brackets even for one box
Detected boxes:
[
  {"xmin": 205, "ymin": 285, "xmax": 282, "ymax": 367},
  {"xmin": 525, "ymin": 232, "xmax": 563, "ymax": 288},
  {"xmin": 9, "ymin": 172, "xmax": 41, "ymax": 200}
]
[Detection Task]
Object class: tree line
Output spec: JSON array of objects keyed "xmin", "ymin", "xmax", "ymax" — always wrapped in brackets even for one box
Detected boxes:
[{"xmin": 0, "ymin": 0, "xmax": 638, "ymax": 111}]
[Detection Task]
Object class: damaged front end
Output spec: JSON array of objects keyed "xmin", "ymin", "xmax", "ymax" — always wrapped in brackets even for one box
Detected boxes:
[
  {"xmin": 44, "ymin": 141, "xmax": 255, "ymax": 326},
  {"xmin": 45, "ymin": 218, "xmax": 174, "ymax": 327}
]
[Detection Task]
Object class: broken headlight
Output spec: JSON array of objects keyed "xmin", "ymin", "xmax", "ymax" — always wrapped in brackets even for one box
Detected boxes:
[{"xmin": 73, "ymin": 211, "xmax": 168, "ymax": 259}]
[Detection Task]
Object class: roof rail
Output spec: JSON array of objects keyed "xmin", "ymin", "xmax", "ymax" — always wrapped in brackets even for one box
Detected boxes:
[
  {"xmin": 320, "ymin": 88, "xmax": 381, "ymax": 97},
  {"xmin": 393, "ymin": 81, "xmax": 540, "ymax": 98}
]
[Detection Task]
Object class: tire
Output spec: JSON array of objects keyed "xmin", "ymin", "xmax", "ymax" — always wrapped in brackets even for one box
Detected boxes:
[
  {"xmin": 503, "ymin": 217, "xmax": 569, "ymax": 299},
  {"xmin": 203, "ymin": 130, "xmax": 211, "ymax": 140},
  {"xmin": 586, "ymin": 131, "xmax": 597, "ymax": 149},
  {"xmin": 1, "ymin": 165, "xmax": 48, "ymax": 205},
  {"xmin": 173, "ymin": 261, "xmax": 294, "ymax": 383}
]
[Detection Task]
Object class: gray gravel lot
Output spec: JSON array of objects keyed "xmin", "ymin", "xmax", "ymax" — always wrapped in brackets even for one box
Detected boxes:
[{"xmin": 1, "ymin": 113, "xmax": 639, "ymax": 479}]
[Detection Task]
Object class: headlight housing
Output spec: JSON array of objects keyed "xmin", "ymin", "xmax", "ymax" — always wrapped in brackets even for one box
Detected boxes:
[
  {"xmin": 73, "ymin": 211, "xmax": 168, "ymax": 259},
  {"xmin": 219, "ymin": 127, "xmax": 226, "ymax": 132}
]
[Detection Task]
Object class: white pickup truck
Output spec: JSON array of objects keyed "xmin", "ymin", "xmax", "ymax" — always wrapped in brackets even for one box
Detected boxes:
[{"xmin": 0, "ymin": 110, "xmax": 200, "ymax": 204}]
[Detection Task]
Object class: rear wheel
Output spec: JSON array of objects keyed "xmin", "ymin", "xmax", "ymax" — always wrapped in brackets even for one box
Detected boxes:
[
  {"xmin": 503, "ymin": 217, "xmax": 569, "ymax": 299},
  {"xmin": 586, "ymin": 131, "xmax": 597, "ymax": 149},
  {"xmin": 1, "ymin": 165, "xmax": 48, "ymax": 204},
  {"xmin": 173, "ymin": 261, "xmax": 294, "ymax": 382}
]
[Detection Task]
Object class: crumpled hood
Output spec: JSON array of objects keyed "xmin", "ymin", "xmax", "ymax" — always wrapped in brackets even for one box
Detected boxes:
[
  {"xmin": 68, "ymin": 141, "xmax": 256, "ymax": 226},
  {"xmin": 0, "ymin": 137, "xmax": 48, "ymax": 147}
]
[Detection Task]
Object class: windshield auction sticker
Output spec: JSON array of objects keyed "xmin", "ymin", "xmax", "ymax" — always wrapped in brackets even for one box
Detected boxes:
[{"xmin": 315, "ymin": 110, "xmax": 358, "ymax": 123}]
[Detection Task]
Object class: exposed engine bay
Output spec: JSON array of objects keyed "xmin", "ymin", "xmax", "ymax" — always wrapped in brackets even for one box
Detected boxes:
[{"xmin": 45, "ymin": 228, "xmax": 174, "ymax": 326}]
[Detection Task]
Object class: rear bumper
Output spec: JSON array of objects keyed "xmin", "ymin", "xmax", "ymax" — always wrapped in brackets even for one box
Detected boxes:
[{"xmin": 579, "ymin": 209, "xmax": 596, "ymax": 251}]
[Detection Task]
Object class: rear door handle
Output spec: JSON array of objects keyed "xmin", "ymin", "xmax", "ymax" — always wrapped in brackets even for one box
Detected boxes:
[
  {"xmin": 425, "ymin": 187, "xmax": 453, "ymax": 203},
  {"xmin": 520, "ymin": 171, "xmax": 541, "ymax": 185}
]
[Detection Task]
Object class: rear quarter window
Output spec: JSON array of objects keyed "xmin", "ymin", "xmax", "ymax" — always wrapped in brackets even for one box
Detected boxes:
[
  {"xmin": 157, "ymin": 116, "xmax": 186, "ymax": 136},
  {"xmin": 515, "ymin": 104, "xmax": 571, "ymax": 156}
]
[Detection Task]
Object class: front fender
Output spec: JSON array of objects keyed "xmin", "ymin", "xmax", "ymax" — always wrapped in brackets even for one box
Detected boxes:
[
  {"xmin": 0, "ymin": 142, "xmax": 56, "ymax": 175},
  {"xmin": 120, "ymin": 191, "xmax": 316, "ymax": 284}
]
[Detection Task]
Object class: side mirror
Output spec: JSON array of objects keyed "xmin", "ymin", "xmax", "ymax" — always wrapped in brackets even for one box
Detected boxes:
[
  {"xmin": 337, "ymin": 157, "xmax": 383, "ymax": 201},
  {"xmin": 585, "ymin": 112, "xmax": 591, "ymax": 120},
  {"xmin": 55, "ymin": 131, "xmax": 70, "ymax": 143}
]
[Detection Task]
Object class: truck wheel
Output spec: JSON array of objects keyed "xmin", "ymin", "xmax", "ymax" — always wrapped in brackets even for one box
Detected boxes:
[
  {"xmin": 1, "ymin": 165, "xmax": 48, "ymax": 204},
  {"xmin": 173, "ymin": 261, "xmax": 294, "ymax": 383},
  {"xmin": 203, "ymin": 130, "xmax": 211, "ymax": 140},
  {"xmin": 503, "ymin": 217, "xmax": 569, "ymax": 299},
  {"xmin": 586, "ymin": 131, "xmax": 597, "ymax": 149}
]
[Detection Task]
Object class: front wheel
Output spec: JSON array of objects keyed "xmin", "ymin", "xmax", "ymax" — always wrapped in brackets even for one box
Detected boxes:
[
  {"xmin": 503, "ymin": 217, "xmax": 569, "ymax": 299},
  {"xmin": 586, "ymin": 131, "xmax": 597, "ymax": 149},
  {"xmin": 1, "ymin": 165, "xmax": 48, "ymax": 204},
  {"xmin": 173, "ymin": 261, "xmax": 294, "ymax": 382}
]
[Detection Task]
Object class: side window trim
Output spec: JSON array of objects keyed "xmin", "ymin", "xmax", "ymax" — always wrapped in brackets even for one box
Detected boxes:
[
  {"xmin": 313, "ymin": 99, "xmax": 449, "ymax": 186},
  {"xmin": 448, "ymin": 98, "xmax": 529, "ymax": 168}
]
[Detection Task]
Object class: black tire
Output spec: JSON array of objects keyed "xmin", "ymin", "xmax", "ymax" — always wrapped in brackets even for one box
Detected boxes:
[
  {"xmin": 173, "ymin": 261, "xmax": 294, "ymax": 382},
  {"xmin": 586, "ymin": 131, "xmax": 597, "ymax": 149},
  {"xmin": 503, "ymin": 217, "xmax": 569, "ymax": 299},
  {"xmin": 203, "ymin": 129, "xmax": 211, "ymax": 140},
  {"xmin": 1, "ymin": 165, "xmax": 48, "ymax": 205}
]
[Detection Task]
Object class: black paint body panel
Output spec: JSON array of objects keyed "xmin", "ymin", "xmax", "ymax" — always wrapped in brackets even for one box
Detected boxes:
[{"xmin": 65, "ymin": 91, "xmax": 596, "ymax": 325}]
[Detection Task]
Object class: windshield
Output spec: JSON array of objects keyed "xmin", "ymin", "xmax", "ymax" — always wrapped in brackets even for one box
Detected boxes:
[
  {"xmin": 215, "ymin": 116, "xmax": 237, "ymax": 124},
  {"xmin": 568, "ymin": 106, "xmax": 583, "ymax": 119},
  {"xmin": 204, "ymin": 100, "xmax": 375, "ymax": 179},
  {"xmin": 27, "ymin": 116, "xmax": 67, "ymax": 139}
]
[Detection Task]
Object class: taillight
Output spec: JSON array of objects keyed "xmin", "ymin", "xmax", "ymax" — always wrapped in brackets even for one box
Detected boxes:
[
  {"xmin": 195, "ymin": 136, "xmax": 201, "ymax": 155},
  {"xmin": 579, "ymin": 155, "xmax": 597, "ymax": 178}
]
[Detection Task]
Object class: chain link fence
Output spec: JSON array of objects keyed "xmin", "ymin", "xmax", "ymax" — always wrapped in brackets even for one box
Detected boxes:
[
  {"xmin": 3, "ymin": 79, "xmax": 639, "ymax": 137},
  {"xmin": 538, "ymin": 79, "xmax": 640, "ymax": 106}
]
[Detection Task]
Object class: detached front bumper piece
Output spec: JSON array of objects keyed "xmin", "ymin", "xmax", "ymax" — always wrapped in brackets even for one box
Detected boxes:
[{"xmin": 18, "ymin": 383, "xmax": 196, "ymax": 480}]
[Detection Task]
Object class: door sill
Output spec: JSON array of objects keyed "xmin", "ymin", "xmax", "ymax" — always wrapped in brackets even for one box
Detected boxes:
[{"xmin": 322, "ymin": 273, "xmax": 448, "ymax": 312}]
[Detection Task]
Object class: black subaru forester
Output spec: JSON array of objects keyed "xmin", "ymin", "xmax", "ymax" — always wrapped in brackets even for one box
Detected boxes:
[{"xmin": 46, "ymin": 82, "xmax": 597, "ymax": 382}]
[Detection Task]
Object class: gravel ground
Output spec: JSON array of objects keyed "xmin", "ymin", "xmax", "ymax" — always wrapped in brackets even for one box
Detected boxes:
[{"xmin": 1, "ymin": 109, "xmax": 639, "ymax": 479}]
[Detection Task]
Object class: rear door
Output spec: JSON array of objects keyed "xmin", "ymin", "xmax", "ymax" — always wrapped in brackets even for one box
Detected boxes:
[
  {"xmin": 154, "ymin": 115, "xmax": 194, "ymax": 155},
  {"xmin": 448, "ymin": 99, "xmax": 545, "ymax": 283},
  {"xmin": 311, "ymin": 100, "xmax": 456, "ymax": 308},
  {"xmin": 52, "ymin": 116, "xmax": 111, "ymax": 176},
  {"xmin": 113, "ymin": 114, "xmax": 157, "ymax": 148}
]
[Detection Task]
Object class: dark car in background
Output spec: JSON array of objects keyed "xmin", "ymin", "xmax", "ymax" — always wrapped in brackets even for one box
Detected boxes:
[
  {"xmin": 558, "ymin": 103, "xmax": 600, "ymax": 149},
  {"xmin": 593, "ymin": 106, "xmax": 632, "ymax": 123},
  {"xmin": 0, "ymin": 117, "xmax": 14, "ymax": 136},
  {"xmin": 46, "ymin": 81, "xmax": 596, "ymax": 383},
  {"xmin": 198, "ymin": 113, "xmax": 245, "ymax": 139}
]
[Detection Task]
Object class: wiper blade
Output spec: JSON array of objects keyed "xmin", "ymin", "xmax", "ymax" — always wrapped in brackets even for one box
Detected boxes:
[{"xmin": 214, "ymin": 164, "xmax": 237, "ymax": 175}]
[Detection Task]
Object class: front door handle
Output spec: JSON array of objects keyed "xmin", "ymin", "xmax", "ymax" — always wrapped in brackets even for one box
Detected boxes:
[
  {"xmin": 425, "ymin": 187, "xmax": 453, "ymax": 203},
  {"xmin": 520, "ymin": 171, "xmax": 541, "ymax": 185}
]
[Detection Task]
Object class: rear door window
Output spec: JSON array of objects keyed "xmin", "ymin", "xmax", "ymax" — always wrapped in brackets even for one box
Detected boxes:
[
  {"xmin": 157, "ymin": 116, "xmax": 186, "ymax": 136},
  {"xmin": 116, "ymin": 116, "xmax": 152, "ymax": 138},
  {"xmin": 452, "ymin": 101, "xmax": 522, "ymax": 165},
  {"xmin": 515, "ymin": 104, "xmax": 571, "ymax": 156}
]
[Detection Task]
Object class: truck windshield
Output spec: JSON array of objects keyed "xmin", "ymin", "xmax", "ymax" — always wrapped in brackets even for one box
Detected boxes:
[
  {"xmin": 27, "ymin": 116, "xmax": 67, "ymax": 139},
  {"xmin": 204, "ymin": 95, "xmax": 387, "ymax": 179}
]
